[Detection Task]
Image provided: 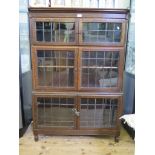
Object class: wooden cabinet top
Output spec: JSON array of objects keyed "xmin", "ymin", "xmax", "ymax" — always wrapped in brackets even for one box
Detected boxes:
[{"xmin": 28, "ymin": 7, "xmax": 130, "ymax": 19}]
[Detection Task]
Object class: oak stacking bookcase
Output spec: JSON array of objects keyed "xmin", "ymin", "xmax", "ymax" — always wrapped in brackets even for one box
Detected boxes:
[{"xmin": 29, "ymin": 7, "xmax": 129, "ymax": 142}]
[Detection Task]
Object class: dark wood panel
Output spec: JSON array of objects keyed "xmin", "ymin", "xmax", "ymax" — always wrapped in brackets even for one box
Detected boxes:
[
  {"xmin": 29, "ymin": 7, "xmax": 129, "ymax": 20},
  {"xmin": 34, "ymin": 128, "xmax": 119, "ymax": 135}
]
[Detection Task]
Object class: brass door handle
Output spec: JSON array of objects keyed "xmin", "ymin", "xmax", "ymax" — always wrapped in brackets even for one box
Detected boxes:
[{"xmin": 72, "ymin": 108, "xmax": 80, "ymax": 116}]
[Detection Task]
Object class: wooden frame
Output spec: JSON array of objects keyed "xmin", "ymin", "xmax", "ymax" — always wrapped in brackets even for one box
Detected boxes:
[
  {"xmin": 30, "ymin": 18, "xmax": 79, "ymax": 45},
  {"xmin": 77, "ymin": 95, "xmax": 122, "ymax": 130},
  {"xmin": 32, "ymin": 46, "xmax": 125, "ymax": 92},
  {"xmin": 31, "ymin": 46, "xmax": 78, "ymax": 91},
  {"xmin": 29, "ymin": 8, "xmax": 129, "ymax": 142},
  {"xmin": 29, "ymin": 8, "xmax": 129, "ymax": 19},
  {"xmin": 79, "ymin": 18, "xmax": 127, "ymax": 46},
  {"xmin": 32, "ymin": 93, "xmax": 123, "ymax": 141},
  {"xmin": 33, "ymin": 94, "xmax": 78, "ymax": 130},
  {"xmin": 78, "ymin": 47, "xmax": 125, "ymax": 92}
]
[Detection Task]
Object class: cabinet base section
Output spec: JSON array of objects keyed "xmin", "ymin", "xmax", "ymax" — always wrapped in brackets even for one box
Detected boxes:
[{"xmin": 33, "ymin": 129, "xmax": 120, "ymax": 142}]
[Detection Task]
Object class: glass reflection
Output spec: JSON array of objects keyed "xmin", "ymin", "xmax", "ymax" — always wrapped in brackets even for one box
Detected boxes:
[
  {"xmin": 37, "ymin": 97, "xmax": 75, "ymax": 127},
  {"xmin": 36, "ymin": 22, "xmax": 75, "ymax": 43},
  {"xmin": 37, "ymin": 50, "xmax": 75, "ymax": 87},
  {"xmin": 81, "ymin": 51, "xmax": 119, "ymax": 88},
  {"xmin": 83, "ymin": 22, "xmax": 122, "ymax": 43},
  {"xmin": 80, "ymin": 98, "xmax": 118, "ymax": 128}
]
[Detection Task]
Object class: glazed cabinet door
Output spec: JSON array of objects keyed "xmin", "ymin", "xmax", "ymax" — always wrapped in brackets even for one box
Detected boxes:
[
  {"xmin": 78, "ymin": 47, "xmax": 124, "ymax": 92},
  {"xmin": 30, "ymin": 18, "xmax": 78, "ymax": 45},
  {"xmin": 78, "ymin": 96, "xmax": 122, "ymax": 129},
  {"xmin": 33, "ymin": 95, "xmax": 77, "ymax": 129},
  {"xmin": 79, "ymin": 19, "xmax": 127, "ymax": 46},
  {"xmin": 32, "ymin": 47, "xmax": 78, "ymax": 91}
]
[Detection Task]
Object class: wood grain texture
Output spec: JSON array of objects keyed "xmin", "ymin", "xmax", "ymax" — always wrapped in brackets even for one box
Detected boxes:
[
  {"xmin": 19, "ymin": 124, "xmax": 134, "ymax": 155},
  {"xmin": 29, "ymin": 8, "xmax": 129, "ymax": 141}
]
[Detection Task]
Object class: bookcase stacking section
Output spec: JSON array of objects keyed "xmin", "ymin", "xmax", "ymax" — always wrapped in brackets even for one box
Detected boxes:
[{"xmin": 29, "ymin": 8, "xmax": 129, "ymax": 142}]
